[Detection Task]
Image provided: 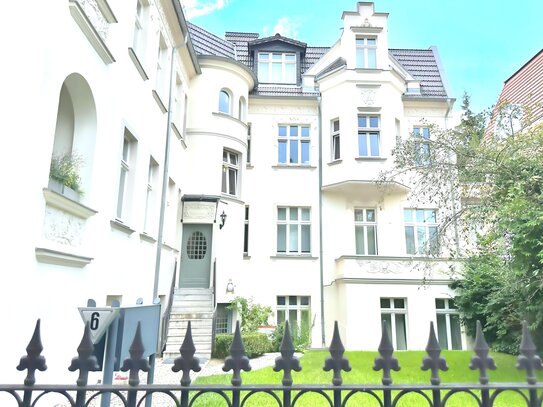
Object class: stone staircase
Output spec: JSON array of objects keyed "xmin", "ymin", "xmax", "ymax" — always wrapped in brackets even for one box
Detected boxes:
[{"xmin": 162, "ymin": 288, "xmax": 214, "ymax": 362}]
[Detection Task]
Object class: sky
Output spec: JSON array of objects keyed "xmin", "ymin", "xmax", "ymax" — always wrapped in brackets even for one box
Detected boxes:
[{"xmin": 181, "ymin": 0, "xmax": 542, "ymax": 113}]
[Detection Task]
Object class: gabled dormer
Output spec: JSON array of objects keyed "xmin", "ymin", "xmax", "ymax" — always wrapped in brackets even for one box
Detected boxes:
[
  {"xmin": 341, "ymin": 2, "xmax": 389, "ymax": 70},
  {"xmin": 248, "ymin": 34, "xmax": 307, "ymax": 85}
]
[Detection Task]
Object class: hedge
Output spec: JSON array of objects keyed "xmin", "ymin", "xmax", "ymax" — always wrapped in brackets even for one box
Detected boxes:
[{"xmin": 213, "ymin": 332, "xmax": 272, "ymax": 359}]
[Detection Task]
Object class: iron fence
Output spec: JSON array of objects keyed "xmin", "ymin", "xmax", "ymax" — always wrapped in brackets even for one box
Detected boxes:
[{"xmin": 2, "ymin": 318, "xmax": 543, "ymax": 406}]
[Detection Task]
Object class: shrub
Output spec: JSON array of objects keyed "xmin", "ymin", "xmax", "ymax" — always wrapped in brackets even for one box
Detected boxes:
[
  {"xmin": 228, "ymin": 297, "xmax": 273, "ymax": 333},
  {"xmin": 271, "ymin": 323, "xmax": 311, "ymax": 353},
  {"xmin": 213, "ymin": 332, "xmax": 272, "ymax": 359}
]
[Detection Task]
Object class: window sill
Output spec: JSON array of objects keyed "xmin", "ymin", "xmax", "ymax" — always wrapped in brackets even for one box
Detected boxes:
[
  {"xmin": 43, "ymin": 188, "xmax": 97, "ymax": 220},
  {"xmin": 128, "ymin": 47, "xmax": 149, "ymax": 80},
  {"xmin": 140, "ymin": 232, "xmax": 157, "ymax": 243},
  {"xmin": 220, "ymin": 194, "xmax": 244, "ymax": 205},
  {"xmin": 355, "ymin": 157, "xmax": 387, "ymax": 162},
  {"xmin": 327, "ymin": 159, "xmax": 343, "ymax": 166},
  {"xmin": 152, "ymin": 89, "xmax": 167, "ymax": 113},
  {"xmin": 69, "ymin": 0, "xmax": 115, "ymax": 64},
  {"xmin": 243, "ymin": 254, "xmax": 251, "ymax": 259},
  {"xmin": 354, "ymin": 68, "xmax": 383, "ymax": 73},
  {"xmin": 162, "ymin": 241, "xmax": 180, "ymax": 253},
  {"xmin": 272, "ymin": 165, "xmax": 316, "ymax": 170},
  {"xmin": 110, "ymin": 219, "xmax": 135, "ymax": 235},
  {"xmin": 246, "ymin": 164, "xmax": 254, "ymax": 169},
  {"xmin": 171, "ymin": 122, "xmax": 187, "ymax": 148},
  {"xmin": 271, "ymin": 255, "xmax": 318, "ymax": 260},
  {"xmin": 35, "ymin": 247, "xmax": 93, "ymax": 268}
]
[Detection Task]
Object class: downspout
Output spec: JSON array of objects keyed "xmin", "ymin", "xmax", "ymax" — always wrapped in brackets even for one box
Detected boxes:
[
  {"xmin": 153, "ymin": 35, "xmax": 188, "ymax": 300},
  {"xmin": 317, "ymin": 92, "xmax": 326, "ymax": 348}
]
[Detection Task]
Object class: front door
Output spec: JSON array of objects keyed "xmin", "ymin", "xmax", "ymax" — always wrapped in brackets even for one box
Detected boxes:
[{"xmin": 179, "ymin": 224, "xmax": 213, "ymax": 288}]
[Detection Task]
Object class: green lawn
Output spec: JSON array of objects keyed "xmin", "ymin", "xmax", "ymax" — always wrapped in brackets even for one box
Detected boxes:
[{"xmin": 190, "ymin": 350, "xmax": 542, "ymax": 406}]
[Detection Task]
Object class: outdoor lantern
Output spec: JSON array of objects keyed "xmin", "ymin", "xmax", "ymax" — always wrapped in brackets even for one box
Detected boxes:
[
  {"xmin": 226, "ymin": 279, "xmax": 235, "ymax": 293},
  {"xmin": 219, "ymin": 210, "xmax": 227, "ymax": 229}
]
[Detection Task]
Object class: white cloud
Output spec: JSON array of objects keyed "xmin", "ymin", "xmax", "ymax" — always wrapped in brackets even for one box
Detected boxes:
[
  {"xmin": 268, "ymin": 16, "xmax": 300, "ymax": 39},
  {"xmin": 180, "ymin": 0, "xmax": 230, "ymax": 19}
]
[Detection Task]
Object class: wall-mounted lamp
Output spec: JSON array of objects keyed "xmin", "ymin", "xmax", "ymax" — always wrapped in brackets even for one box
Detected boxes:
[
  {"xmin": 219, "ymin": 210, "xmax": 227, "ymax": 229},
  {"xmin": 226, "ymin": 279, "xmax": 235, "ymax": 294}
]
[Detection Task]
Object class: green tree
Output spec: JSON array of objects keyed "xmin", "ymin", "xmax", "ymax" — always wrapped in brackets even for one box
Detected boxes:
[
  {"xmin": 382, "ymin": 94, "xmax": 543, "ymax": 352},
  {"xmin": 228, "ymin": 296, "xmax": 273, "ymax": 333}
]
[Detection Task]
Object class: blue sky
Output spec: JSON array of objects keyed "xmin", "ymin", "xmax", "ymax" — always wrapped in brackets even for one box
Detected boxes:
[{"xmin": 182, "ymin": 0, "xmax": 542, "ymax": 113}]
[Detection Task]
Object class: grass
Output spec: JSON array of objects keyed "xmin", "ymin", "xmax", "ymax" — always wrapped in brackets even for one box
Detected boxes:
[{"xmin": 189, "ymin": 350, "xmax": 543, "ymax": 406}]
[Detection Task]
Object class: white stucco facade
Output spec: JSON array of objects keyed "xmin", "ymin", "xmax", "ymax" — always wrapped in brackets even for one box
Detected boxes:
[{"xmin": 1, "ymin": 1, "xmax": 464, "ymax": 383}]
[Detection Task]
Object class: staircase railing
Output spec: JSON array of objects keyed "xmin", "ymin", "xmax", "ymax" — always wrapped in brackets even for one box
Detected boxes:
[
  {"xmin": 160, "ymin": 259, "xmax": 177, "ymax": 354},
  {"xmin": 211, "ymin": 258, "xmax": 217, "ymax": 356}
]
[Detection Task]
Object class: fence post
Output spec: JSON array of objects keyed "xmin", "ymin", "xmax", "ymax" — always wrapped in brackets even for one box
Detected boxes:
[
  {"xmin": 121, "ymin": 322, "xmax": 150, "ymax": 407},
  {"xmin": 222, "ymin": 322, "xmax": 251, "ymax": 407},
  {"xmin": 373, "ymin": 321, "xmax": 400, "ymax": 407},
  {"xmin": 16, "ymin": 320, "xmax": 47, "ymax": 407},
  {"xmin": 323, "ymin": 321, "xmax": 351, "ymax": 407},
  {"xmin": 172, "ymin": 321, "xmax": 201, "ymax": 407},
  {"xmin": 421, "ymin": 322, "xmax": 447, "ymax": 407},
  {"xmin": 469, "ymin": 321, "xmax": 496, "ymax": 407}
]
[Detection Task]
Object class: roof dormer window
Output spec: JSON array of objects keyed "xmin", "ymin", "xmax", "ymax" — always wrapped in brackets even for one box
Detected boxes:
[
  {"xmin": 258, "ymin": 52, "xmax": 296, "ymax": 84},
  {"xmin": 356, "ymin": 37, "xmax": 377, "ymax": 69}
]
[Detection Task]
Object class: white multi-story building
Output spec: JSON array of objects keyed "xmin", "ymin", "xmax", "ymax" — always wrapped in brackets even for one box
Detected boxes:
[{"xmin": 0, "ymin": 1, "xmax": 464, "ymax": 381}]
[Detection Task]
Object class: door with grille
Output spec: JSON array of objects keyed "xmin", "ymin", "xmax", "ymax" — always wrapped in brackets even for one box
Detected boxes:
[{"xmin": 179, "ymin": 224, "xmax": 212, "ymax": 288}]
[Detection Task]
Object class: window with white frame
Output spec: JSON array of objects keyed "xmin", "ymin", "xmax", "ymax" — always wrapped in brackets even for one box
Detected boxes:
[
  {"xmin": 172, "ymin": 73, "xmax": 185, "ymax": 137},
  {"xmin": 404, "ymin": 208, "xmax": 438, "ymax": 255},
  {"xmin": 358, "ymin": 115, "xmax": 380, "ymax": 157},
  {"xmin": 219, "ymin": 89, "xmax": 231, "ymax": 115},
  {"xmin": 413, "ymin": 127, "xmax": 431, "ymax": 166},
  {"xmin": 435, "ymin": 298, "xmax": 462, "ymax": 350},
  {"xmin": 277, "ymin": 207, "xmax": 311, "ymax": 254},
  {"xmin": 331, "ymin": 119, "xmax": 340, "ymax": 161},
  {"xmin": 155, "ymin": 33, "xmax": 169, "ymax": 100},
  {"xmin": 243, "ymin": 205, "xmax": 249, "ymax": 255},
  {"xmin": 215, "ymin": 303, "xmax": 233, "ymax": 334},
  {"xmin": 380, "ymin": 298, "xmax": 407, "ymax": 350},
  {"xmin": 116, "ymin": 129, "xmax": 137, "ymax": 221},
  {"xmin": 132, "ymin": 0, "xmax": 149, "ymax": 60},
  {"xmin": 276, "ymin": 296, "xmax": 310, "ymax": 333},
  {"xmin": 238, "ymin": 97, "xmax": 246, "ymax": 121},
  {"xmin": 278, "ymin": 125, "xmax": 310, "ymax": 165},
  {"xmin": 356, "ymin": 37, "xmax": 377, "ymax": 69},
  {"xmin": 222, "ymin": 150, "xmax": 239, "ymax": 196},
  {"xmin": 258, "ymin": 52, "xmax": 296, "ymax": 84},
  {"xmin": 246, "ymin": 123, "xmax": 252, "ymax": 165},
  {"xmin": 355, "ymin": 208, "xmax": 377, "ymax": 255},
  {"xmin": 143, "ymin": 157, "xmax": 158, "ymax": 233}
]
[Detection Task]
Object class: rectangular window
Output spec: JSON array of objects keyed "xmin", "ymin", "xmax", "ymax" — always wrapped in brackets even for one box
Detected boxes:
[
  {"xmin": 258, "ymin": 52, "xmax": 296, "ymax": 84},
  {"xmin": 155, "ymin": 33, "xmax": 169, "ymax": 99},
  {"xmin": 215, "ymin": 303, "xmax": 233, "ymax": 334},
  {"xmin": 243, "ymin": 205, "xmax": 249, "ymax": 255},
  {"xmin": 356, "ymin": 37, "xmax": 377, "ymax": 69},
  {"xmin": 436, "ymin": 299, "xmax": 462, "ymax": 350},
  {"xmin": 172, "ymin": 73, "xmax": 185, "ymax": 137},
  {"xmin": 165, "ymin": 179, "xmax": 179, "ymax": 244},
  {"xmin": 247, "ymin": 123, "xmax": 252, "ymax": 165},
  {"xmin": 116, "ymin": 129, "xmax": 137, "ymax": 221},
  {"xmin": 354, "ymin": 208, "xmax": 377, "ymax": 255},
  {"xmin": 413, "ymin": 127, "xmax": 431, "ymax": 166},
  {"xmin": 404, "ymin": 208, "xmax": 438, "ymax": 255},
  {"xmin": 143, "ymin": 157, "xmax": 159, "ymax": 233},
  {"xmin": 276, "ymin": 296, "xmax": 311, "ymax": 334},
  {"xmin": 278, "ymin": 125, "xmax": 310, "ymax": 165},
  {"xmin": 331, "ymin": 119, "xmax": 340, "ymax": 161},
  {"xmin": 358, "ymin": 115, "xmax": 380, "ymax": 157},
  {"xmin": 133, "ymin": 0, "xmax": 149, "ymax": 59},
  {"xmin": 277, "ymin": 207, "xmax": 311, "ymax": 255},
  {"xmin": 222, "ymin": 150, "xmax": 239, "ymax": 196},
  {"xmin": 380, "ymin": 298, "xmax": 407, "ymax": 350}
]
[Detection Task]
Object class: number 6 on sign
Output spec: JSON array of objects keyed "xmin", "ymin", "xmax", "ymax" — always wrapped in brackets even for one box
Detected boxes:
[{"xmin": 78, "ymin": 307, "xmax": 120, "ymax": 343}]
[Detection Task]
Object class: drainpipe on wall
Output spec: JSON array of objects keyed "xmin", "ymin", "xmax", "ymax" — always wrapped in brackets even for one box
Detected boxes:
[
  {"xmin": 153, "ymin": 38, "xmax": 187, "ymax": 300},
  {"xmin": 317, "ymin": 92, "xmax": 326, "ymax": 348}
]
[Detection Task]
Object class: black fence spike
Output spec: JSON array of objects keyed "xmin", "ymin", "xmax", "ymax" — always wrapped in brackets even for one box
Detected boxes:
[
  {"xmin": 469, "ymin": 320, "xmax": 496, "ymax": 384},
  {"xmin": 120, "ymin": 322, "xmax": 149, "ymax": 386},
  {"xmin": 273, "ymin": 321, "xmax": 301, "ymax": 386},
  {"xmin": 222, "ymin": 321, "xmax": 251, "ymax": 386},
  {"xmin": 421, "ymin": 321, "xmax": 448, "ymax": 385},
  {"xmin": 373, "ymin": 320, "xmax": 400, "ymax": 385},
  {"xmin": 16, "ymin": 319, "xmax": 47, "ymax": 386},
  {"xmin": 68, "ymin": 322, "xmax": 100, "ymax": 386},
  {"xmin": 517, "ymin": 320, "xmax": 543, "ymax": 385},
  {"xmin": 323, "ymin": 321, "xmax": 351, "ymax": 386},
  {"xmin": 172, "ymin": 321, "xmax": 202, "ymax": 386}
]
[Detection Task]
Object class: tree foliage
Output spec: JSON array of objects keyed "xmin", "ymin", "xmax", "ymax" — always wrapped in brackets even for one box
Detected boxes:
[
  {"xmin": 228, "ymin": 296, "xmax": 273, "ymax": 334},
  {"xmin": 382, "ymin": 92, "xmax": 543, "ymax": 352}
]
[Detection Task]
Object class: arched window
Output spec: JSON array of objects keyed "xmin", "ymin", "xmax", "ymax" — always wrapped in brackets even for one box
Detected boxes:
[
  {"xmin": 50, "ymin": 73, "xmax": 96, "ymax": 200},
  {"xmin": 218, "ymin": 89, "xmax": 231, "ymax": 114},
  {"xmin": 238, "ymin": 96, "xmax": 246, "ymax": 121}
]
